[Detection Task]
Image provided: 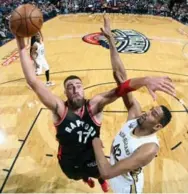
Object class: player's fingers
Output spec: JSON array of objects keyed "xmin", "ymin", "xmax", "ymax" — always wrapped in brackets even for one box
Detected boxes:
[
  {"xmin": 148, "ymin": 88, "xmax": 157, "ymax": 101},
  {"xmin": 163, "ymin": 81, "xmax": 175, "ymax": 92},
  {"xmin": 163, "ymin": 76, "xmax": 172, "ymax": 82},
  {"xmin": 164, "ymin": 80, "xmax": 175, "ymax": 90},
  {"xmin": 159, "ymin": 86, "xmax": 176, "ymax": 97},
  {"xmin": 162, "ymin": 83, "xmax": 176, "ymax": 96}
]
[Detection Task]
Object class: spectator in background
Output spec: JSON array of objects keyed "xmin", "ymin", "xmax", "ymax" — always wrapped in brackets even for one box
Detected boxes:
[
  {"xmin": 171, "ymin": 2, "xmax": 188, "ymax": 24},
  {"xmin": 0, "ymin": 0, "xmax": 187, "ymax": 47}
]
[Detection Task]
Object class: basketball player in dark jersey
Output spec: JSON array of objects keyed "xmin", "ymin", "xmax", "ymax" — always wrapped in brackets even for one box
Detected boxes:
[
  {"xmin": 55, "ymin": 76, "xmax": 106, "ymax": 189},
  {"xmin": 15, "ymin": 34, "xmax": 175, "ymax": 192}
]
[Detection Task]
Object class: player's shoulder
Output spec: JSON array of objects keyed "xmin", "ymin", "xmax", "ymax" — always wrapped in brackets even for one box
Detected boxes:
[
  {"xmin": 32, "ymin": 42, "xmax": 38, "ymax": 48},
  {"xmin": 137, "ymin": 142, "xmax": 159, "ymax": 155},
  {"xmin": 86, "ymin": 99, "xmax": 95, "ymax": 109}
]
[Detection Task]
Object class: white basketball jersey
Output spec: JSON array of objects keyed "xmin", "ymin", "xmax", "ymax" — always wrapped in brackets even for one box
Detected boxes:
[
  {"xmin": 110, "ymin": 119, "xmax": 159, "ymax": 183},
  {"xmin": 35, "ymin": 42, "xmax": 45, "ymax": 61}
]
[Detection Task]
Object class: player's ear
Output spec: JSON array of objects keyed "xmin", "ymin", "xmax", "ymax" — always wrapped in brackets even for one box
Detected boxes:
[{"xmin": 153, "ymin": 123, "xmax": 163, "ymax": 131}]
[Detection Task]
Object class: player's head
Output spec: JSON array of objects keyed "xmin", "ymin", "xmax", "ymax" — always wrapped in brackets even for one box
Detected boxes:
[
  {"xmin": 64, "ymin": 75, "xmax": 85, "ymax": 109},
  {"xmin": 137, "ymin": 105, "xmax": 172, "ymax": 132}
]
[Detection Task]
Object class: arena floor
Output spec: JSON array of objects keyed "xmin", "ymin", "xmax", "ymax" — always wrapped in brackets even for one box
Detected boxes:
[{"xmin": 0, "ymin": 13, "xmax": 188, "ymax": 193}]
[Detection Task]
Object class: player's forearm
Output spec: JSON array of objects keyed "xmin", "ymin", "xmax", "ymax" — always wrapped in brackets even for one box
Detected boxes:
[
  {"xmin": 129, "ymin": 77, "xmax": 149, "ymax": 89},
  {"xmin": 16, "ymin": 37, "xmax": 37, "ymax": 84},
  {"xmin": 115, "ymin": 77, "xmax": 149, "ymax": 97},
  {"xmin": 108, "ymin": 36, "xmax": 126, "ymax": 84},
  {"xmin": 98, "ymin": 77, "xmax": 148, "ymax": 109},
  {"xmin": 93, "ymin": 139, "xmax": 126, "ymax": 179},
  {"xmin": 92, "ymin": 138, "xmax": 111, "ymax": 179},
  {"xmin": 92, "ymin": 139, "xmax": 142, "ymax": 179}
]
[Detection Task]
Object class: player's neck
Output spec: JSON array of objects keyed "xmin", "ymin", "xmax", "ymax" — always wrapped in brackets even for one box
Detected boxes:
[
  {"xmin": 37, "ymin": 40, "xmax": 42, "ymax": 44},
  {"xmin": 74, "ymin": 107, "xmax": 83, "ymax": 114},
  {"xmin": 134, "ymin": 127, "xmax": 154, "ymax": 137},
  {"xmin": 68, "ymin": 102, "xmax": 84, "ymax": 114}
]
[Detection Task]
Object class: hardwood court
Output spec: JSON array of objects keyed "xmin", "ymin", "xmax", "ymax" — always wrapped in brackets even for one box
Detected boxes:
[{"xmin": 0, "ymin": 14, "xmax": 188, "ymax": 193}]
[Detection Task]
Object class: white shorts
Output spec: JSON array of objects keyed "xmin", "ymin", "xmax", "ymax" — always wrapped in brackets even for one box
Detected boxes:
[
  {"xmin": 109, "ymin": 172, "xmax": 144, "ymax": 193},
  {"xmin": 35, "ymin": 58, "xmax": 49, "ymax": 75}
]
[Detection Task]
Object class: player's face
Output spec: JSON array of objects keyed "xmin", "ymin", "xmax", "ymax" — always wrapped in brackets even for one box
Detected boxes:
[
  {"xmin": 64, "ymin": 79, "xmax": 85, "ymax": 109},
  {"xmin": 138, "ymin": 106, "xmax": 164, "ymax": 131}
]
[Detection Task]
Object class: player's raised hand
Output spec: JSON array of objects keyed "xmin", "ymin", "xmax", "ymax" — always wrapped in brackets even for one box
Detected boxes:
[
  {"xmin": 145, "ymin": 76, "xmax": 176, "ymax": 101},
  {"xmin": 100, "ymin": 15, "xmax": 112, "ymax": 40}
]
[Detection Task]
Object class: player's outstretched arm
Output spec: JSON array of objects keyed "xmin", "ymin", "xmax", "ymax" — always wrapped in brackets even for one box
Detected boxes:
[
  {"xmin": 101, "ymin": 15, "xmax": 126, "ymax": 84},
  {"xmin": 101, "ymin": 15, "xmax": 143, "ymax": 118},
  {"xmin": 101, "ymin": 16, "xmax": 176, "ymax": 120},
  {"xmin": 92, "ymin": 137, "xmax": 158, "ymax": 179},
  {"xmin": 90, "ymin": 77, "xmax": 146, "ymax": 114},
  {"xmin": 90, "ymin": 76, "xmax": 176, "ymax": 115},
  {"xmin": 16, "ymin": 36, "xmax": 65, "ymax": 115}
]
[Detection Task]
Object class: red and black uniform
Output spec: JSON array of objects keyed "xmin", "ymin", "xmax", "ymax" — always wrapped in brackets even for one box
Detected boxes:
[{"xmin": 55, "ymin": 100, "xmax": 101, "ymax": 180}]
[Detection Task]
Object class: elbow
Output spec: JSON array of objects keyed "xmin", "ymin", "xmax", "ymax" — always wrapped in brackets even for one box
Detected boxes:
[
  {"xmin": 113, "ymin": 71, "xmax": 126, "ymax": 85},
  {"xmin": 100, "ymin": 166, "xmax": 112, "ymax": 180},
  {"xmin": 101, "ymin": 172, "xmax": 111, "ymax": 180}
]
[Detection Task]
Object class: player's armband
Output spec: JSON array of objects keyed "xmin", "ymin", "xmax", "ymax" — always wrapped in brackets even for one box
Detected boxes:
[{"xmin": 115, "ymin": 79, "xmax": 136, "ymax": 97}]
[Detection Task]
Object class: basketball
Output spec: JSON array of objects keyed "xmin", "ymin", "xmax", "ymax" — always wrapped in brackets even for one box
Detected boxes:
[{"xmin": 9, "ymin": 4, "xmax": 43, "ymax": 37}]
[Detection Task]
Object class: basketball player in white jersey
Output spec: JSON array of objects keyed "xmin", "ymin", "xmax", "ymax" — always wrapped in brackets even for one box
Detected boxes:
[
  {"xmin": 92, "ymin": 16, "xmax": 174, "ymax": 193},
  {"xmin": 31, "ymin": 32, "xmax": 54, "ymax": 86}
]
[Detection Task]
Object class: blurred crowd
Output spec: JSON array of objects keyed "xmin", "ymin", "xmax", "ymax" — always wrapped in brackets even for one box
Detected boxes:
[
  {"xmin": 171, "ymin": 2, "xmax": 188, "ymax": 24},
  {"xmin": 0, "ymin": 0, "xmax": 187, "ymax": 46}
]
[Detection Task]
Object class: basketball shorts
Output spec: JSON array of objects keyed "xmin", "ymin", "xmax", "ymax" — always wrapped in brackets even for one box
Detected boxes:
[
  {"xmin": 109, "ymin": 172, "xmax": 144, "ymax": 193},
  {"xmin": 35, "ymin": 58, "xmax": 49, "ymax": 75},
  {"xmin": 58, "ymin": 150, "xmax": 100, "ymax": 180}
]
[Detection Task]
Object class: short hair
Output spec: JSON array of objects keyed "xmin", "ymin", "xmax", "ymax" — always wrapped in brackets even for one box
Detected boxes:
[
  {"xmin": 64, "ymin": 75, "xmax": 82, "ymax": 86},
  {"xmin": 159, "ymin": 105, "xmax": 172, "ymax": 127}
]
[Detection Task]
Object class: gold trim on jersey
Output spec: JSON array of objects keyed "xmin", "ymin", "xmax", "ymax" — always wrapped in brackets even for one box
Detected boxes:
[
  {"xmin": 130, "ymin": 179, "xmax": 137, "ymax": 193},
  {"xmin": 130, "ymin": 168, "xmax": 142, "ymax": 193}
]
